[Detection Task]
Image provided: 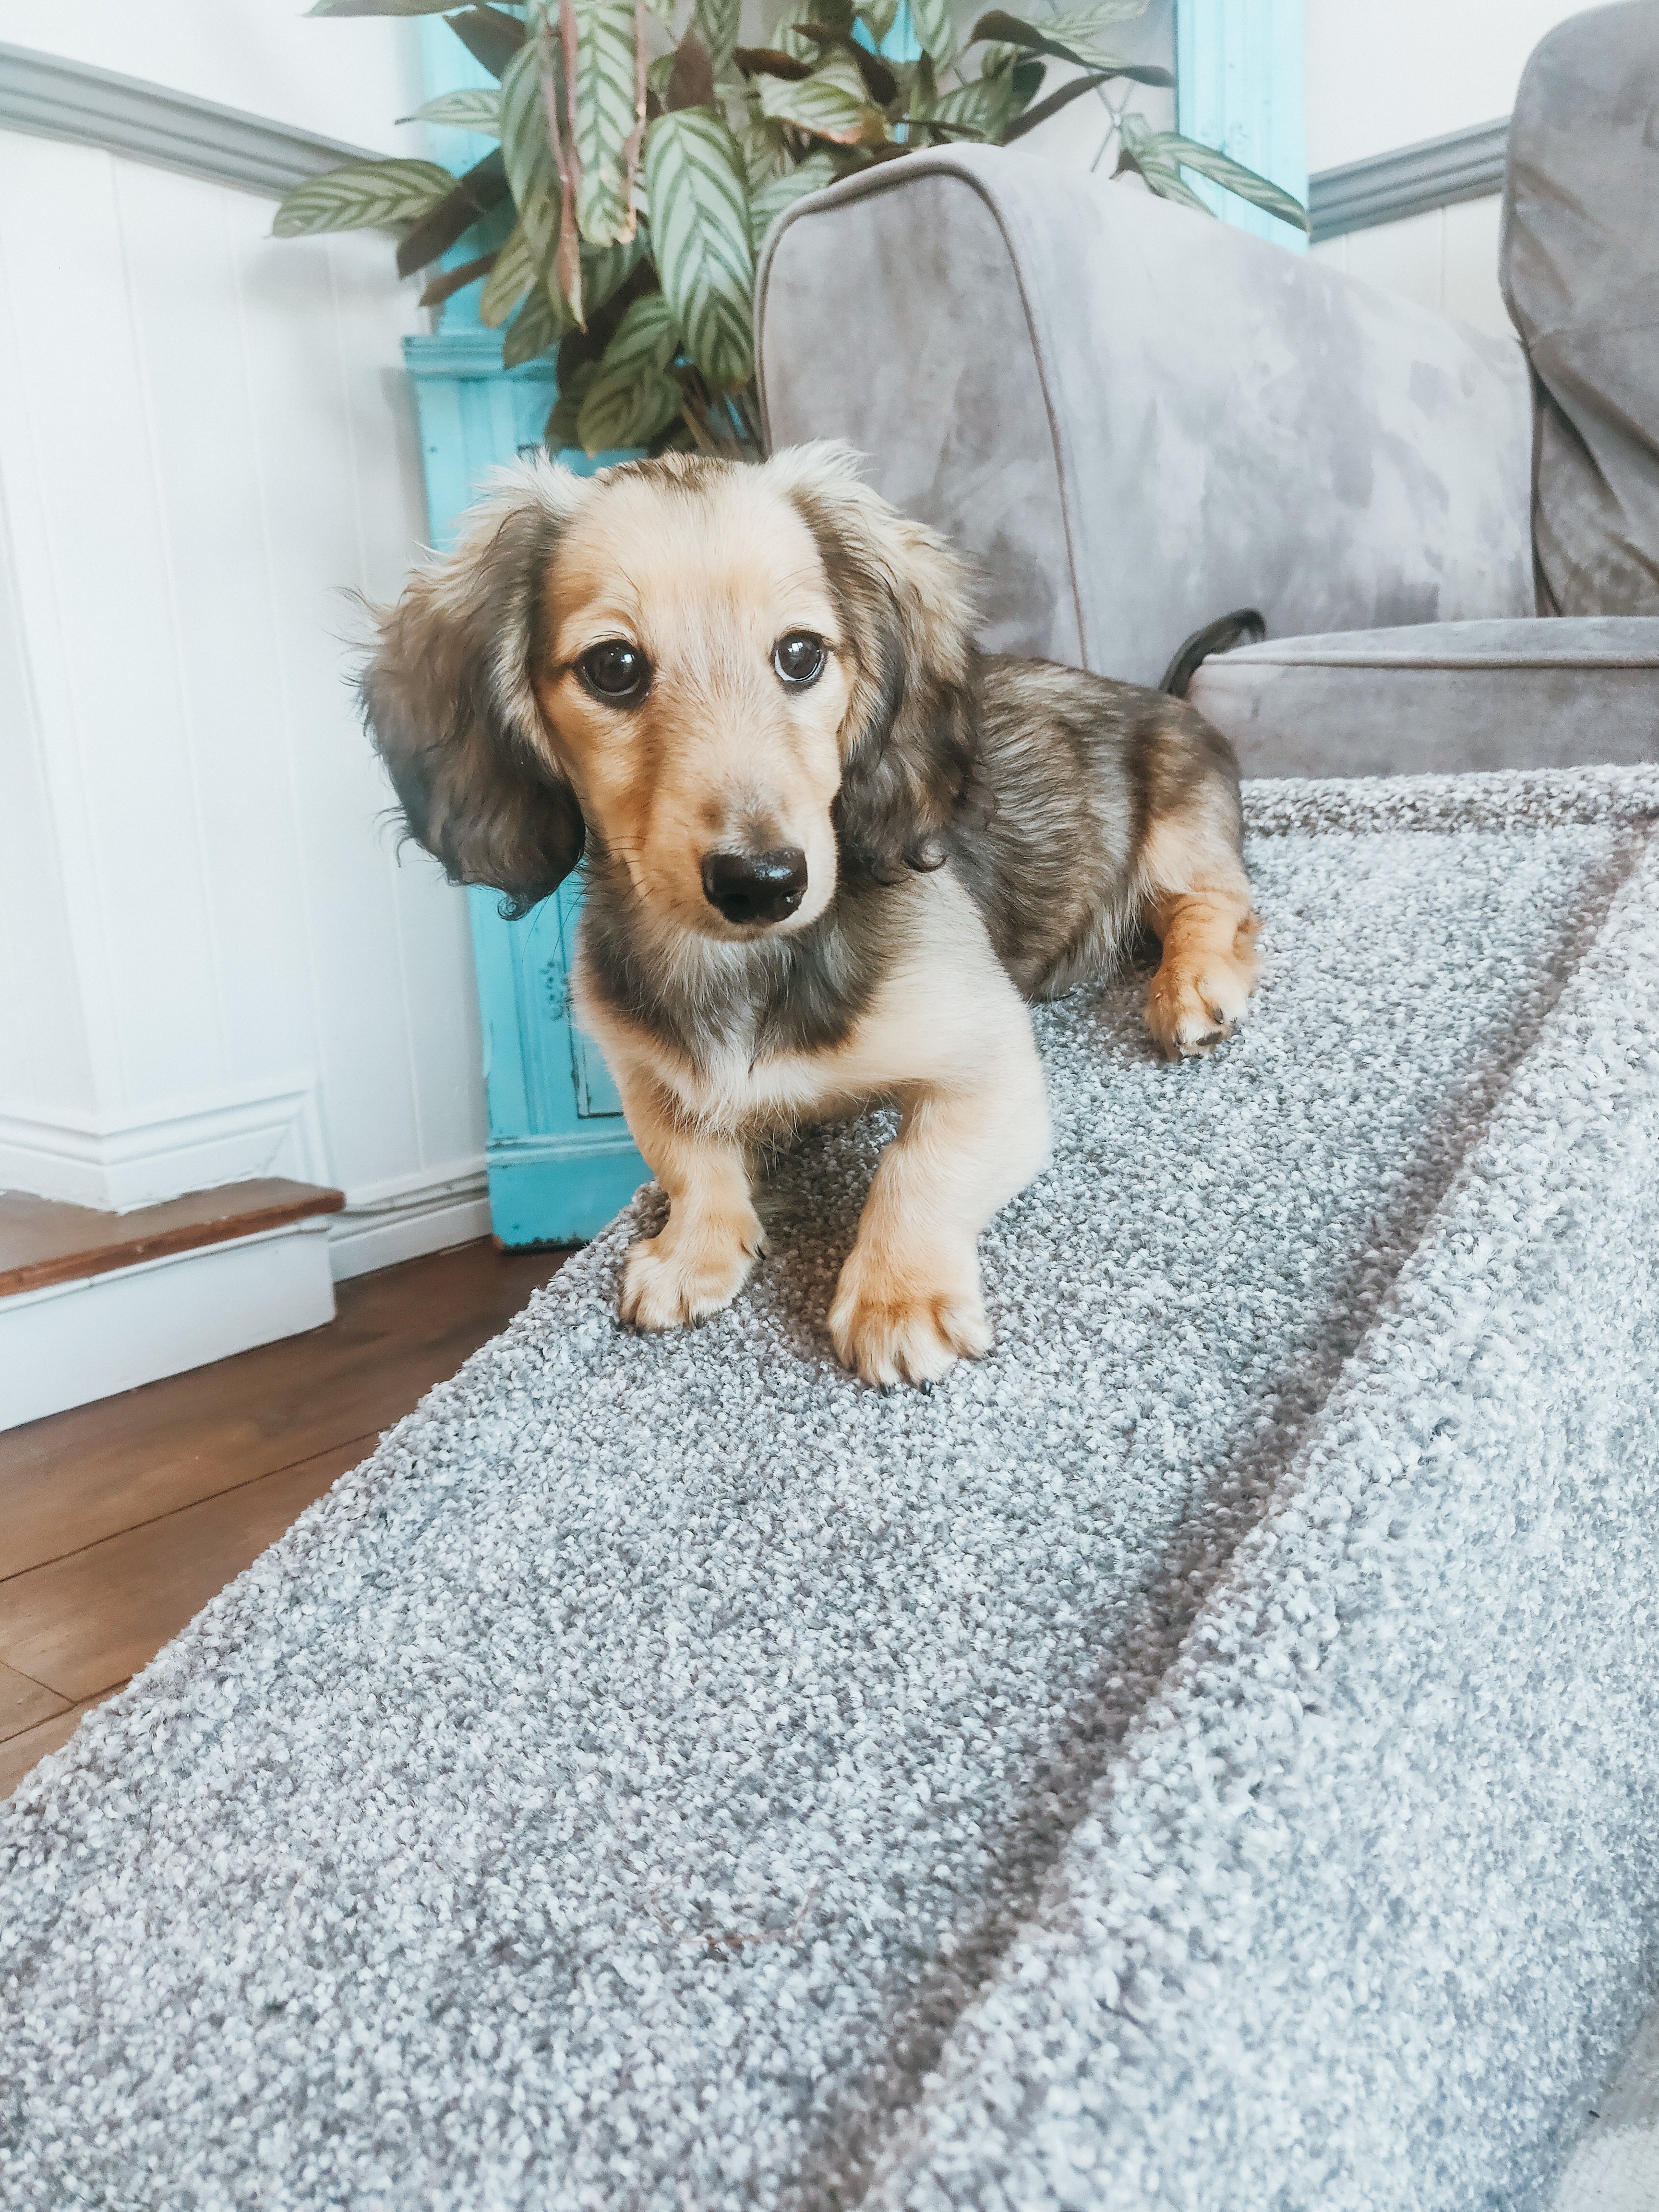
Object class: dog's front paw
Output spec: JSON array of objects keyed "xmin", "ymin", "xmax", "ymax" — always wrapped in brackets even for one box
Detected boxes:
[
  {"xmin": 829, "ymin": 1249, "xmax": 991, "ymax": 1387},
  {"xmin": 1145, "ymin": 920, "xmax": 1260, "ymax": 1060},
  {"xmin": 619, "ymin": 1214, "xmax": 763, "ymax": 1331}
]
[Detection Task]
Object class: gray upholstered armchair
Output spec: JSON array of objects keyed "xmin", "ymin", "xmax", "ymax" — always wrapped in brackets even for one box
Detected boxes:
[{"xmin": 755, "ymin": 0, "xmax": 1659, "ymax": 778}]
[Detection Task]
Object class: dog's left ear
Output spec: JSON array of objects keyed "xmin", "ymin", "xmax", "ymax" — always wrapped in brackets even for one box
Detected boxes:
[
  {"xmin": 361, "ymin": 455, "xmax": 589, "ymax": 920},
  {"xmin": 771, "ymin": 444, "xmax": 983, "ymax": 881}
]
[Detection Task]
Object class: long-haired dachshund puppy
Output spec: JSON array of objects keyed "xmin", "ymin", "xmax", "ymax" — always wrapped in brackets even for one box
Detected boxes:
[{"xmin": 363, "ymin": 443, "xmax": 1259, "ymax": 1386}]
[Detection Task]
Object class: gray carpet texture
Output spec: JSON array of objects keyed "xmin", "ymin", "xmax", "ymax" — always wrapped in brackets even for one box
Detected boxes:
[{"xmin": 6, "ymin": 766, "xmax": 1659, "ymax": 2212}]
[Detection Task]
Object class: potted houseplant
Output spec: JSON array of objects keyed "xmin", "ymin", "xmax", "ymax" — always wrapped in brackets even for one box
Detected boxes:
[{"xmin": 276, "ymin": 0, "xmax": 1307, "ymax": 463}]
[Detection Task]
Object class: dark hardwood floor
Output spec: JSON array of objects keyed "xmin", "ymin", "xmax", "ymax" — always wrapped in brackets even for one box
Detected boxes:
[{"xmin": 0, "ymin": 1238, "xmax": 570, "ymax": 1799}]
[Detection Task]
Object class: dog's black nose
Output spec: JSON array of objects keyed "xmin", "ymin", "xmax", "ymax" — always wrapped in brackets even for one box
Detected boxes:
[{"xmin": 701, "ymin": 847, "xmax": 808, "ymax": 926}]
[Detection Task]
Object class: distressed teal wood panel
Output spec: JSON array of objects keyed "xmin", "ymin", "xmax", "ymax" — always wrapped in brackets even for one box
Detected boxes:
[
  {"xmin": 1175, "ymin": 0, "xmax": 1307, "ymax": 251},
  {"xmin": 405, "ymin": 327, "xmax": 646, "ymax": 1245}
]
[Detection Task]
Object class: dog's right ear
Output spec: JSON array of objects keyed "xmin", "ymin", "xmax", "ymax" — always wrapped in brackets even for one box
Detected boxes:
[{"xmin": 361, "ymin": 456, "xmax": 589, "ymax": 919}]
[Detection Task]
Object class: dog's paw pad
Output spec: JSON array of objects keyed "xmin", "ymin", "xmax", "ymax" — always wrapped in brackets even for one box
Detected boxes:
[
  {"xmin": 829, "ymin": 1283, "xmax": 992, "ymax": 1388},
  {"xmin": 1145, "ymin": 951, "xmax": 1256, "ymax": 1059},
  {"xmin": 619, "ymin": 1232, "xmax": 757, "ymax": 1331}
]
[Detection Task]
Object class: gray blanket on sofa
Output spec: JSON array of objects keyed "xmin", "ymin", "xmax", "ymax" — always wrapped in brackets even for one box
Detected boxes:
[{"xmin": 5, "ymin": 767, "xmax": 1659, "ymax": 2212}]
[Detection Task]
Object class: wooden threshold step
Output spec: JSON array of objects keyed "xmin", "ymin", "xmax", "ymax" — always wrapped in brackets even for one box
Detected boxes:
[{"xmin": 0, "ymin": 1180, "xmax": 345, "ymax": 1301}]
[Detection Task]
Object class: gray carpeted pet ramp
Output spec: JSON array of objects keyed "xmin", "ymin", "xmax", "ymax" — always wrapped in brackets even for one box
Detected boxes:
[{"xmin": 5, "ymin": 765, "xmax": 1659, "ymax": 2212}]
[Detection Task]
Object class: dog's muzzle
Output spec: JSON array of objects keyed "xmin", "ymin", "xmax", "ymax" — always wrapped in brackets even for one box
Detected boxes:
[{"xmin": 701, "ymin": 847, "xmax": 808, "ymax": 927}]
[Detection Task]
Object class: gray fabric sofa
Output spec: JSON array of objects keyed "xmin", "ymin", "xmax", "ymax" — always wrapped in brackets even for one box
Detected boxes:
[{"xmin": 755, "ymin": 0, "xmax": 1659, "ymax": 778}]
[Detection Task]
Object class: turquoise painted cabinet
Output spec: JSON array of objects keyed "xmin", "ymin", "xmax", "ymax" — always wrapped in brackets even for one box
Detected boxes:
[{"xmin": 405, "ymin": 330, "xmax": 648, "ymax": 1245}]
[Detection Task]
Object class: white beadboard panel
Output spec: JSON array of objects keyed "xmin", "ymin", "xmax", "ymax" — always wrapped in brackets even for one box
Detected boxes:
[
  {"xmin": 0, "ymin": 2, "xmax": 424, "ymax": 159},
  {"xmin": 113, "ymin": 160, "xmax": 326, "ymax": 1113},
  {"xmin": 1335, "ymin": 204, "xmax": 1446, "ymax": 318},
  {"xmin": 323, "ymin": 223, "xmax": 490, "ymax": 1182},
  {"xmin": 0, "ymin": 459, "xmax": 98, "ymax": 1127},
  {"xmin": 0, "ymin": 123, "xmax": 487, "ymax": 1235},
  {"xmin": 0, "ymin": 132, "xmax": 226, "ymax": 1117},
  {"xmin": 234, "ymin": 220, "xmax": 440, "ymax": 1194},
  {"xmin": 1440, "ymin": 192, "xmax": 1511, "ymax": 340},
  {"xmin": 222, "ymin": 188, "xmax": 486, "ymax": 1200},
  {"xmin": 1311, "ymin": 195, "xmax": 1517, "ymax": 345}
]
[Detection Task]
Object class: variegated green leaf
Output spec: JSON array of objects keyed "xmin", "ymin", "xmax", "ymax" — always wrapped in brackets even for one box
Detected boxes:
[
  {"xmin": 907, "ymin": 0, "xmax": 957, "ymax": 67},
  {"xmin": 855, "ymin": 0, "xmax": 901, "ymax": 44},
  {"xmin": 308, "ymin": 0, "xmax": 460, "ymax": 14},
  {"xmin": 1116, "ymin": 116, "xmax": 1208, "ymax": 212},
  {"xmin": 399, "ymin": 88, "xmax": 504, "ymax": 132},
  {"xmin": 582, "ymin": 232, "xmax": 651, "ymax": 314},
  {"xmin": 1034, "ymin": 0, "xmax": 1149, "ymax": 37},
  {"xmin": 1147, "ymin": 131, "xmax": 1311, "ymax": 232},
  {"xmin": 737, "ymin": 117, "xmax": 790, "ymax": 189},
  {"xmin": 973, "ymin": 0, "xmax": 1147, "ymax": 61},
  {"xmin": 577, "ymin": 363, "xmax": 684, "ymax": 453},
  {"xmin": 973, "ymin": 9, "xmax": 1155, "ymax": 79},
  {"xmin": 273, "ymin": 158, "xmax": 457, "ymax": 237},
  {"xmin": 480, "ymin": 217, "xmax": 538, "ymax": 325},
  {"xmin": 695, "ymin": 0, "xmax": 740, "ymax": 72},
  {"xmin": 646, "ymin": 51, "xmax": 677, "ymax": 99},
  {"xmin": 502, "ymin": 276, "xmax": 572, "ymax": 367},
  {"xmin": 757, "ymin": 53, "xmax": 879, "ymax": 144},
  {"xmin": 547, "ymin": 359, "xmax": 599, "ymax": 448},
  {"xmin": 642, "ymin": 111, "xmax": 754, "ymax": 388},
  {"xmin": 747, "ymin": 151, "xmax": 838, "ymax": 252},
  {"xmin": 575, "ymin": 0, "xmax": 645, "ymax": 247},
  {"xmin": 499, "ymin": 39, "xmax": 563, "ymax": 270},
  {"xmin": 924, "ymin": 72, "xmax": 1019, "ymax": 138},
  {"xmin": 770, "ymin": 0, "xmax": 849, "ymax": 61},
  {"xmin": 595, "ymin": 290, "xmax": 682, "ymax": 377}
]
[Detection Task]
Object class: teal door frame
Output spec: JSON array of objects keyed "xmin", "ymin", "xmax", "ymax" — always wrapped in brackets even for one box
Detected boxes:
[
  {"xmin": 1175, "ymin": 0, "xmax": 1307, "ymax": 249},
  {"xmin": 403, "ymin": 19, "xmax": 647, "ymax": 1247},
  {"xmin": 403, "ymin": 5, "xmax": 1303, "ymax": 1247},
  {"xmin": 403, "ymin": 332, "xmax": 648, "ymax": 1245}
]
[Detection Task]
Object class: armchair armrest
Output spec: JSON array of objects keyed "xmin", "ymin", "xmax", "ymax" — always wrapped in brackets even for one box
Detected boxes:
[{"xmin": 756, "ymin": 146, "xmax": 1535, "ymax": 687}]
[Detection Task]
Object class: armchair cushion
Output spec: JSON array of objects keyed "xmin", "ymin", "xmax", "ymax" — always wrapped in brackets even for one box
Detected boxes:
[
  {"xmin": 1187, "ymin": 616, "xmax": 1659, "ymax": 778},
  {"xmin": 1503, "ymin": 0, "xmax": 1659, "ymax": 616},
  {"xmin": 757, "ymin": 146, "xmax": 1535, "ymax": 689}
]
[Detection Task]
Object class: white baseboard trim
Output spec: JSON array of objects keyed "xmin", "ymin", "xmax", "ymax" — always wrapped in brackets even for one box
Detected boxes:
[
  {"xmin": 328, "ymin": 1158, "xmax": 492, "ymax": 1282},
  {"xmin": 0, "ymin": 1080, "xmax": 329, "ymax": 1212},
  {"xmin": 0, "ymin": 1217, "xmax": 336, "ymax": 1432}
]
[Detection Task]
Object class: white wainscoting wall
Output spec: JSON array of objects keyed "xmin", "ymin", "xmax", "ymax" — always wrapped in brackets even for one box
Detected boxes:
[
  {"xmin": 0, "ymin": 14, "xmax": 494, "ymax": 1285},
  {"xmin": 1302, "ymin": 0, "xmax": 1585, "ymax": 335}
]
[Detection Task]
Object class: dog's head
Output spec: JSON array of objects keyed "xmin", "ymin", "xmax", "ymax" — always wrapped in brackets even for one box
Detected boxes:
[{"xmin": 361, "ymin": 443, "xmax": 980, "ymax": 934}]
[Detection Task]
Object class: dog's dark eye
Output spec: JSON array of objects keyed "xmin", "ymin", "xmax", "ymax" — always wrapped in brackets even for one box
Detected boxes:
[
  {"xmin": 773, "ymin": 631, "xmax": 826, "ymax": 688},
  {"xmin": 578, "ymin": 638, "xmax": 649, "ymax": 703}
]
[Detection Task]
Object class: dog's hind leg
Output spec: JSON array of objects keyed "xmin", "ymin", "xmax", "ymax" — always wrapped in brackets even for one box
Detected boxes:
[
  {"xmin": 1139, "ymin": 788, "xmax": 1261, "ymax": 1061},
  {"xmin": 612, "ymin": 1071, "xmax": 766, "ymax": 1331}
]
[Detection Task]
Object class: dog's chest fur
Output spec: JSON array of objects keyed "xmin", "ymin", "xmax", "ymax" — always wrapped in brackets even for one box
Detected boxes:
[{"xmin": 573, "ymin": 867, "xmax": 1031, "ymax": 1142}]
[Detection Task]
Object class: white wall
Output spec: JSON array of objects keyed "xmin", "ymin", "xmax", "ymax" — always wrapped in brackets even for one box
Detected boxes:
[
  {"xmin": 1303, "ymin": 0, "xmax": 1588, "ymax": 171},
  {"xmin": 1312, "ymin": 197, "xmax": 1512, "ymax": 340},
  {"xmin": 1304, "ymin": 0, "xmax": 1586, "ymax": 337},
  {"xmin": 0, "ymin": 11, "xmax": 492, "ymax": 1273},
  {"xmin": 0, "ymin": 0, "xmax": 419, "ymax": 152}
]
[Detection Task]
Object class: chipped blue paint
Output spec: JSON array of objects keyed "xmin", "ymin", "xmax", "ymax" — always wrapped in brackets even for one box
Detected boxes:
[
  {"xmin": 1175, "ymin": 0, "xmax": 1307, "ymax": 250},
  {"xmin": 403, "ymin": 19, "xmax": 646, "ymax": 1246}
]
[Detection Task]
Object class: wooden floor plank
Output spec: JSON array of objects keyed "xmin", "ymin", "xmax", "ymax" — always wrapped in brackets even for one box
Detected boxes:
[
  {"xmin": 0, "ymin": 1241, "xmax": 569, "ymax": 1579},
  {"xmin": 0, "ymin": 1681, "xmax": 129, "ymax": 1802},
  {"xmin": 0, "ymin": 1659, "xmax": 70, "ymax": 1744},
  {"xmin": 0, "ymin": 1438, "xmax": 373, "ymax": 1703}
]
